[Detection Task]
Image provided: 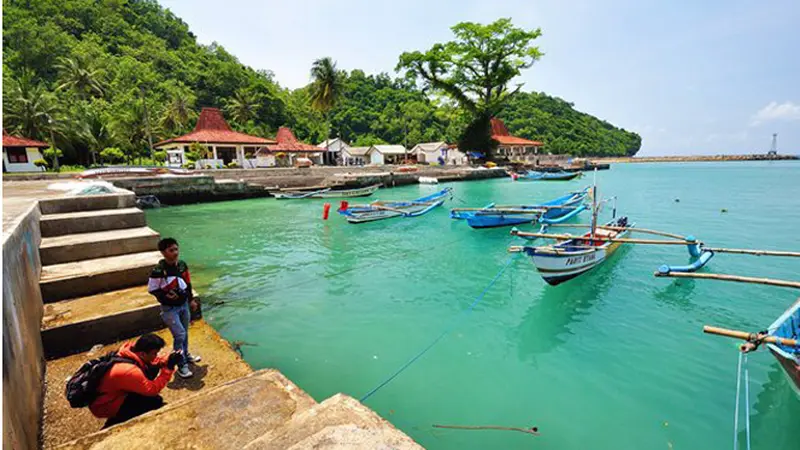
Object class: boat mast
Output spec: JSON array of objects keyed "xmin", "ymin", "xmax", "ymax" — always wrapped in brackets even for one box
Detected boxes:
[{"xmin": 590, "ymin": 169, "xmax": 598, "ymax": 241}]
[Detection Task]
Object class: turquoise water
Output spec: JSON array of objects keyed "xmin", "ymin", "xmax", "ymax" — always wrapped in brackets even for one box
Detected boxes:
[{"xmin": 147, "ymin": 162, "xmax": 800, "ymax": 449}]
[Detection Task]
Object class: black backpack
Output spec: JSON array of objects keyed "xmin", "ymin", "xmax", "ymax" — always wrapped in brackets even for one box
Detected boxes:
[{"xmin": 65, "ymin": 352, "xmax": 135, "ymax": 408}]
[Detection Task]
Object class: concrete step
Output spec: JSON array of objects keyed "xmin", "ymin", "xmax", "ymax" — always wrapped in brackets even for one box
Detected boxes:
[
  {"xmin": 40, "ymin": 251, "xmax": 161, "ymax": 303},
  {"xmin": 43, "ymin": 320, "xmax": 255, "ymax": 448},
  {"xmin": 38, "ymin": 192, "xmax": 136, "ymax": 215},
  {"xmin": 41, "ymin": 287, "xmax": 161, "ymax": 359},
  {"xmin": 244, "ymin": 394, "xmax": 422, "ymax": 450},
  {"xmin": 55, "ymin": 369, "xmax": 316, "ymax": 450},
  {"xmin": 40, "ymin": 208, "xmax": 146, "ymax": 237},
  {"xmin": 40, "ymin": 227, "xmax": 160, "ymax": 265}
]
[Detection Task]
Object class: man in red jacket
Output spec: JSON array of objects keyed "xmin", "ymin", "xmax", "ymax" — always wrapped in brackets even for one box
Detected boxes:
[{"xmin": 90, "ymin": 334, "xmax": 181, "ymax": 428}]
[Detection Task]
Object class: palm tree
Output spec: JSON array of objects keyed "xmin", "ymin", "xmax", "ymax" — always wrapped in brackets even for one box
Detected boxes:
[
  {"xmin": 3, "ymin": 72, "xmax": 64, "ymax": 141},
  {"xmin": 78, "ymin": 109, "xmax": 116, "ymax": 165},
  {"xmin": 309, "ymin": 57, "xmax": 344, "ymax": 161},
  {"xmin": 224, "ymin": 89, "xmax": 259, "ymax": 125},
  {"xmin": 55, "ymin": 56, "xmax": 105, "ymax": 98},
  {"xmin": 161, "ymin": 91, "xmax": 196, "ymax": 134}
]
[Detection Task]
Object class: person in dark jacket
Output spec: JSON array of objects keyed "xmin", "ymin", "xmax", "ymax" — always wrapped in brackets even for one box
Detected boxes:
[
  {"xmin": 148, "ymin": 238, "xmax": 200, "ymax": 378},
  {"xmin": 91, "ymin": 334, "xmax": 181, "ymax": 428}
]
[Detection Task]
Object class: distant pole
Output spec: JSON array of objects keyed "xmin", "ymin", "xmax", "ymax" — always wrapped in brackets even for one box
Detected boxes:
[
  {"xmin": 140, "ymin": 86, "xmax": 155, "ymax": 164},
  {"xmin": 403, "ymin": 117, "xmax": 408, "ymax": 164},
  {"xmin": 47, "ymin": 115, "xmax": 60, "ymax": 171},
  {"xmin": 770, "ymin": 133, "xmax": 778, "ymax": 154}
]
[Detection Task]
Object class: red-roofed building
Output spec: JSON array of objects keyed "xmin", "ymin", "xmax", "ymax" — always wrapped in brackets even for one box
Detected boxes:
[
  {"xmin": 3, "ymin": 129, "xmax": 49, "ymax": 173},
  {"xmin": 154, "ymin": 107, "xmax": 275, "ymax": 168},
  {"xmin": 257, "ymin": 127, "xmax": 324, "ymax": 167},
  {"xmin": 490, "ymin": 118, "xmax": 543, "ymax": 163}
]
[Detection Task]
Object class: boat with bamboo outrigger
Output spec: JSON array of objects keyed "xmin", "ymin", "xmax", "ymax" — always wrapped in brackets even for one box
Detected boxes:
[
  {"xmin": 271, "ymin": 184, "xmax": 382, "ymax": 199},
  {"xmin": 450, "ymin": 187, "xmax": 590, "ymax": 229},
  {"xmin": 516, "ymin": 170, "xmax": 583, "ymax": 181},
  {"xmin": 508, "ymin": 173, "xmax": 713, "ymax": 286},
  {"xmin": 337, "ymin": 187, "xmax": 453, "ymax": 224}
]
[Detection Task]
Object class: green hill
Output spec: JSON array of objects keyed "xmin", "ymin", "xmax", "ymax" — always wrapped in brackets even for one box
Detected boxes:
[{"xmin": 2, "ymin": 0, "xmax": 640, "ymax": 165}]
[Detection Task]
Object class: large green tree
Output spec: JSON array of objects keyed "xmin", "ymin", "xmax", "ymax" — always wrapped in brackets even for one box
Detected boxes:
[{"xmin": 397, "ymin": 18, "xmax": 543, "ymax": 153}]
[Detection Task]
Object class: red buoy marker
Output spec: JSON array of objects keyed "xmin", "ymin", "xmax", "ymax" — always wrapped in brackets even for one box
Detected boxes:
[{"xmin": 323, "ymin": 203, "xmax": 331, "ymax": 220}]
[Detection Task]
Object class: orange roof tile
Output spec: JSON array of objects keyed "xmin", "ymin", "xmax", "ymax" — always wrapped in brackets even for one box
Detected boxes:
[
  {"xmin": 490, "ymin": 118, "xmax": 543, "ymax": 146},
  {"xmin": 154, "ymin": 108, "xmax": 274, "ymax": 147},
  {"xmin": 265, "ymin": 127, "xmax": 320, "ymax": 152},
  {"xmin": 2, "ymin": 129, "xmax": 49, "ymax": 148}
]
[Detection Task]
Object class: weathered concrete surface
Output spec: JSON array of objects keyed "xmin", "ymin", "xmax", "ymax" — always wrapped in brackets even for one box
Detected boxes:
[
  {"xmin": 2, "ymin": 203, "xmax": 45, "ymax": 450},
  {"xmin": 38, "ymin": 192, "xmax": 135, "ymax": 215},
  {"xmin": 43, "ymin": 320, "xmax": 254, "ymax": 448},
  {"xmin": 244, "ymin": 394, "xmax": 423, "ymax": 450},
  {"xmin": 2, "ymin": 180, "xmax": 62, "ymax": 232},
  {"xmin": 41, "ymin": 286, "xmax": 162, "ymax": 359},
  {"xmin": 40, "ymin": 207, "xmax": 146, "ymax": 237},
  {"xmin": 111, "ymin": 175, "xmax": 271, "ymax": 205},
  {"xmin": 40, "ymin": 251, "xmax": 161, "ymax": 302},
  {"xmin": 40, "ymin": 227, "xmax": 160, "ymax": 265},
  {"xmin": 54, "ymin": 369, "xmax": 315, "ymax": 450}
]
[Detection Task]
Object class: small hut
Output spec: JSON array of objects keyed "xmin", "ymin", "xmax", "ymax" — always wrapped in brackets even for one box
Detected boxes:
[{"xmin": 2, "ymin": 129, "xmax": 49, "ymax": 173}]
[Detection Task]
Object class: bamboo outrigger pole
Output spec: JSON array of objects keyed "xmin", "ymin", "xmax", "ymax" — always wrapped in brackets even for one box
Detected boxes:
[
  {"xmin": 655, "ymin": 271, "xmax": 800, "ymax": 289},
  {"xmin": 510, "ymin": 230, "xmax": 694, "ymax": 245},
  {"xmin": 450, "ymin": 205, "xmax": 581, "ymax": 212},
  {"xmin": 703, "ymin": 247, "xmax": 800, "ymax": 258},
  {"xmin": 545, "ymin": 224, "xmax": 688, "ymax": 241},
  {"xmin": 703, "ymin": 325, "xmax": 798, "ymax": 347}
]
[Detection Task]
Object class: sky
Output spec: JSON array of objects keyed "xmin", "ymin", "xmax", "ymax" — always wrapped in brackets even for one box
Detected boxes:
[{"xmin": 160, "ymin": 0, "xmax": 799, "ymax": 156}]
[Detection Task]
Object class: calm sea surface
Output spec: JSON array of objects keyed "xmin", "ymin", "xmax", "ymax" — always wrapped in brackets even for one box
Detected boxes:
[{"xmin": 147, "ymin": 161, "xmax": 800, "ymax": 449}]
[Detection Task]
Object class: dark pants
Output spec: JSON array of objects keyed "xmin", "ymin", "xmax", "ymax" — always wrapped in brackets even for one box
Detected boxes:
[{"xmin": 103, "ymin": 393, "xmax": 164, "ymax": 428}]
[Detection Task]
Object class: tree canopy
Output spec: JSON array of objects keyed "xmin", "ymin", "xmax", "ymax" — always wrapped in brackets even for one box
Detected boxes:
[{"xmin": 2, "ymin": 1, "xmax": 640, "ymax": 166}]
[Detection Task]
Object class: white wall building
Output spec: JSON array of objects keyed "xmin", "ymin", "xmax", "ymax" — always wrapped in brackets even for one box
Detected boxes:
[
  {"xmin": 411, "ymin": 142, "xmax": 467, "ymax": 165},
  {"xmin": 2, "ymin": 130, "xmax": 48, "ymax": 173},
  {"xmin": 317, "ymin": 138, "xmax": 350, "ymax": 166},
  {"xmin": 341, "ymin": 146, "xmax": 370, "ymax": 166},
  {"xmin": 367, "ymin": 145, "xmax": 408, "ymax": 165}
]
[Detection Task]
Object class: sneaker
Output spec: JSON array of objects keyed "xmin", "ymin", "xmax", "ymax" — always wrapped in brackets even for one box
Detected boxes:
[
  {"xmin": 186, "ymin": 353, "xmax": 202, "ymax": 364},
  {"xmin": 177, "ymin": 366, "xmax": 193, "ymax": 379}
]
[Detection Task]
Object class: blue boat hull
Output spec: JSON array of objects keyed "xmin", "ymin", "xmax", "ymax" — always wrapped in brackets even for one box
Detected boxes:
[{"xmin": 466, "ymin": 214, "xmax": 533, "ymax": 228}]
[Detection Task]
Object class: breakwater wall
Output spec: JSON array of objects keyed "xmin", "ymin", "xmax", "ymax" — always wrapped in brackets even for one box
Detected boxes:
[
  {"xmin": 593, "ymin": 154, "xmax": 799, "ymax": 164},
  {"xmin": 2, "ymin": 204, "xmax": 45, "ymax": 450},
  {"xmin": 111, "ymin": 176, "xmax": 270, "ymax": 205}
]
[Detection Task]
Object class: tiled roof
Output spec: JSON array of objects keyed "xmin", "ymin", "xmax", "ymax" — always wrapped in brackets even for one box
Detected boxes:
[
  {"xmin": 2, "ymin": 129, "xmax": 49, "ymax": 148},
  {"xmin": 490, "ymin": 118, "xmax": 543, "ymax": 146},
  {"xmin": 265, "ymin": 127, "xmax": 320, "ymax": 152},
  {"xmin": 154, "ymin": 108, "xmax": 274, "ymax": 147}
]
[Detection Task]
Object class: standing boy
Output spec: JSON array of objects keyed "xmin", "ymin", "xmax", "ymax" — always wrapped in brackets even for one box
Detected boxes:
[{"xmin": 148, "ymin": 238, "xmax": 200, "ymax": 378}]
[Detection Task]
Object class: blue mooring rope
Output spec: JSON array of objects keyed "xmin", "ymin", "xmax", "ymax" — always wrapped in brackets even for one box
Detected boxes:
[{"xmin": 360, "ymin": 254, "xmax": 518, "ymax": 403}]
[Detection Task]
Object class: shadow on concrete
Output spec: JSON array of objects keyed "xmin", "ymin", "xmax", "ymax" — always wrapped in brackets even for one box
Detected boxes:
[{"xmin": 167, "ymin": 364, "xmax": 209, "ymax": 391}]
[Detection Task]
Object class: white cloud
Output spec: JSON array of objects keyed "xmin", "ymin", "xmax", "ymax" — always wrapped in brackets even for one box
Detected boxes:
[{"xmin": 750, "ymin": 101, "xmax": 800, "ymax": 126}]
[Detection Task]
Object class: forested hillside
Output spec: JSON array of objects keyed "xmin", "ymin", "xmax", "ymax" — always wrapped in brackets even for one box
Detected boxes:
[{"xmin": 2, "ymin": 0, "xmax": 640, "ymax": 166}]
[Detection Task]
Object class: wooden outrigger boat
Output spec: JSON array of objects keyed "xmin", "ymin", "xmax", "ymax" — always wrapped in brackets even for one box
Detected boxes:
[
  {"xmin": 337, "ymin": 187, "xmax": 453, "ymax": 224},
  {"xmin": 272, "ymin": 184, "xmax": 381, "ymax": 199},
  {"xmin": 450, "ymin": 188, "xmax": 589, "ymax": 229},
  {"xmin": 517, "ymin": 170, "xmax": 582, "ymax": 181},
  {"xmin": 704, "ymin": 300, "xmax": 800, "ymax": 397}
]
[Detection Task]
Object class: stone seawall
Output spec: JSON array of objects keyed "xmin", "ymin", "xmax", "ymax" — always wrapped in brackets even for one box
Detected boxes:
[
  {"xmin": 592, "ymin": 154, "xmax": 799, "ymax": 164},
  {"xmin": 2, "ymin": 203, "xmax": 45, "ymax": 450},
  {"xmin": 111, "ymin": 176, "xmax": 271, "ymax": 205}
]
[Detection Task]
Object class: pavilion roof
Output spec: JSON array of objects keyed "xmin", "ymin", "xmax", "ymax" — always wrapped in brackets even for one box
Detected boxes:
[
  {"xmin": 2, "ymin": 129, "xmax": 49, "ymax": 148},
  {"xmin": 490, "ymin": 118, "xmax": 543, "ymax": 146},
  {"xmin": 154, "ymin": 108, "xmax": 274, "ymax": 147},
  {"xmin": 265, "ymin": 127, "xmax": 320, "ymax": 152}
]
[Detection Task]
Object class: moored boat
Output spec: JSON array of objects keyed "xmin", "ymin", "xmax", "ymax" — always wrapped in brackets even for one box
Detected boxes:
[
  {"xmin": 338, "ymin": 187, "xmax": 452, "ymax": 224},
  {"xmin": 450, "ymin": 188, "xmax": 589, "ymax": 229},
  {"xmin": 515, "ymin": 216, "xmax": 634, "ymax": 285},
  {"xmin": 272, "ymin": 184, "xmax": 381, "ymax": 199},
  {"xmin": 518, "ymin": 170, "xmax": 582, "ymax": 181},
  {"xmin": 767, "ymin": 299, "xmax": 800, "ymax": 396}
]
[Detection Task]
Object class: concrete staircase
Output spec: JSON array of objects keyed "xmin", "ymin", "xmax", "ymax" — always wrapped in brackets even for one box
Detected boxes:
[
  {"xmin": 38, "ymin": 190, "xmax": 422, "ymax": 449},
  {"xmin": 38, "ymin": 192, "xmax": 163, "ymax": 358}
]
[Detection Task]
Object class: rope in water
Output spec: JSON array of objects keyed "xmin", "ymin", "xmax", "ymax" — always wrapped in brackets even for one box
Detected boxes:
[
  {"xmin": 360, "ymin": 254, "xmax": 518, "ymax": 402},
  {"xmin": 432, "ymin": 424, "xmax": 539, "ymax": 436},
  {"xmin": 732, "ymin": 351, "xmax": 752, "ymax": 450}
]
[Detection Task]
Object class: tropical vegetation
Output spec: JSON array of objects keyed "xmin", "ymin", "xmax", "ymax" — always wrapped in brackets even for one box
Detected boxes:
[{"xmin": 2, "ymin": 0, "xmax": 640, "ymax": 169}]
